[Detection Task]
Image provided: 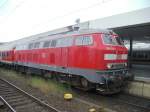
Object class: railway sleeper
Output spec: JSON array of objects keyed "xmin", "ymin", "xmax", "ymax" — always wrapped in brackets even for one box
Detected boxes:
[
  {"xmin": 6, "ymin": 97, "xmax": 28, "ymax": 104},
  {"xmin": 0, "ymin": 86, "xmax": 12, "ymax": 90},
  {"xmin": 0, "ymin": 89, "xmax": 14, "ymax": 92},
  {"xmin": 3, "ymin": 95, "xmax": 24, "ymax": 101},
  {"xmin": 0, "ymin": 90, "xmax": 19, "ymax": 95},
  {"xmin": 11, "ymin": 99, "xmax": 33, "ymax": 107},
  {"xmin": 0, "ymin": 92, "xmax": 21, "ymax": 97},
  {"xmin": 15, "ymin": 102, "xmax": 41, "ymax": 111}
]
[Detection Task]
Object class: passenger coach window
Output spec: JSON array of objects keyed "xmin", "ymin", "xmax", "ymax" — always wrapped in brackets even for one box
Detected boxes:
[{"xmin": 75, "ymin": 36, "xmax": 93, "ymax": 46}]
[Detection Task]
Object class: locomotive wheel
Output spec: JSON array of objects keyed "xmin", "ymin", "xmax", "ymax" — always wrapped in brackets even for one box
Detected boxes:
[
  {"xmin": 44, "ymin": 72, "xmax": 53, "ymax": 79},
  {"xmin": 80, "ymin": 77, "xmax": 89, "ymax": 89},
  {"xmin": 26, "ymin": 68, "xmax": 32, "ymax": 75},
  {"xmin": 80, "ymin": 77, "xmax": 96, "ymax": 91}
]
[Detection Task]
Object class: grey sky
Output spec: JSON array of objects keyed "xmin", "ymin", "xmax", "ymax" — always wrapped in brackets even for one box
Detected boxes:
[{"xmin": 0, "ymin": 0, "xmax": 149, "ymax": 42}]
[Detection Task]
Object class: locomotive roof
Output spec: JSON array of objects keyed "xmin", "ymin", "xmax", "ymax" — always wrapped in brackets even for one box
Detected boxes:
[
  {"xmin": 0, "ymin": 28, "xmax": 113, "ymax": 51},
  {"xmin": 27, "ymin": 29, "xmax": 114, "ymax": 42}
]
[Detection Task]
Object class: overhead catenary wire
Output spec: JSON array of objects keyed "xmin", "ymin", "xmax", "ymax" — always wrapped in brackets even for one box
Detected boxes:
[
  {"xmin": 0, "ymin": 0, "xmax": 27, "ymax": 24},
  {"xmin": 34, "ymin": 0, "xmax": 113, "ymax": 28}
]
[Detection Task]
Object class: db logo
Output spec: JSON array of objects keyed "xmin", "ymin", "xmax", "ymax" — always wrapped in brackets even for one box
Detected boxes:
[{"xmin": 117, "ymin": 55, "xmax": 121, "ymax": 59}]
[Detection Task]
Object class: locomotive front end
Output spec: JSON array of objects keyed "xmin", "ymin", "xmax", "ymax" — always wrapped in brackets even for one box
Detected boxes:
[{"xmin": 96, "ymin": 32, "xmax": 133, "ymax": 94}]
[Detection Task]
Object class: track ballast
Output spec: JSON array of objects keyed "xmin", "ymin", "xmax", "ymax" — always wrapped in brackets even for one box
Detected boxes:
[{"xmin": 0, "ymin": 78, "xmax": 61, "ymax": 112}]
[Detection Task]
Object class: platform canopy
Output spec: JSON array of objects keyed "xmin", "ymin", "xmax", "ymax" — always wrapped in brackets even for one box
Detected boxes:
[{"xmin": 78, "ymin": 7, "xmax": 150, "ymax": 42}]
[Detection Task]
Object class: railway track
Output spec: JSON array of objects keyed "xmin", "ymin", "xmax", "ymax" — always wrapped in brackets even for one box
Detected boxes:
[
  {"xmin": 0, "ymin": 78, "xmax": 61, "ymax": 112},
  {"xmin": 113, "ymin": 94, "xmax": 150, "ymax": 111},
  {"xmin": 0, "ymin": 96, "xmax": 16, "ymax": 112}
]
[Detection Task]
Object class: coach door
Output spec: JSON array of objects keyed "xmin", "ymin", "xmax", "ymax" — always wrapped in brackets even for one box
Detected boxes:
[
  {"xmin": 60, "ymin": 37, "xmax": 73, "ymax": 68},
  {"xmin": 61, "ymin": 47, "xmax": 68, "ymax": 68}
]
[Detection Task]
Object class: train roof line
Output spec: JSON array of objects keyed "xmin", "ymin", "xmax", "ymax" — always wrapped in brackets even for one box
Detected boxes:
[
  {"xmin": 0, "ymin": 28, "xmax": 112, "ymax": 51},
  {"xmin": 28, "ymin": 28, "xmax": 112, "ymax": 42}
]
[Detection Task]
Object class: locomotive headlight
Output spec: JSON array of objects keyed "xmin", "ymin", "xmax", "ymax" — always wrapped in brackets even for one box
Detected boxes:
[
  {"xmin": 107, "ymin": 63, "xmax": 113, "ymax": 69},
  {"xmin": 124, "ymin": 63, "xmax": 127, "ymax": 67}
]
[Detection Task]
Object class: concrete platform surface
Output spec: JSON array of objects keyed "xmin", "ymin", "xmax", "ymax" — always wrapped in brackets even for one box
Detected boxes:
[
  {"xmin": 134, "ymin": 77, "xmax": 150, "ymax": 83},
  {"xmin": 125, "ymin": 80, "xmax": 150, "ymax": 99},
  {"xmin": 131, "ymin": 64, "xmax": 150, "ymax": 78}
]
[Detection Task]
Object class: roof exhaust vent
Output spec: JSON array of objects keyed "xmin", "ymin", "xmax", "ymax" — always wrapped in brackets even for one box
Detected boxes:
[
  {"xmin": 67, "ymin": 25, "xmax": 80, "ymax": 32},
  {"xmin": 73, "ymin": 26, "xmax": 80, "ymax": 31},
  {"xmin": 73, "ymin": 18, "xmax": 80, "ymax": 31}
]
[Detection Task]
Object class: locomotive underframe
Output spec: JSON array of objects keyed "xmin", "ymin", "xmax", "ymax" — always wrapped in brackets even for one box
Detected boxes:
[{"xmin": 0, "ymin": 61, "xmax": 133, "ymax": 94}]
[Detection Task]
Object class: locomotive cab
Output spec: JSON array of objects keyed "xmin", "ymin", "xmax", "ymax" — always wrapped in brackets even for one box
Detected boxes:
[
  {"xmin": 101, "ymin": 33, "xmax": 128, "ymax": 70},
  {"xmin": 95, "ymin": 32, "xmax": 133, "ymax": 94}
]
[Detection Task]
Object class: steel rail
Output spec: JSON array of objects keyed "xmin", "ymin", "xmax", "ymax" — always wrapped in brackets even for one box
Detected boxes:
[
  {"xmin": 0, "ymin": 96, "xmax": 16, "ymax": 112},
  {"xmin": 76, "ymin": 95, "xmax": 150, "ymax": 112},
  {"xmin": 74, "ymin": 89, "xmax": 150, "ymax": 112},
  {"xmin": 116, "ymin": 98, "xmax": 150, "ymax": 111}
]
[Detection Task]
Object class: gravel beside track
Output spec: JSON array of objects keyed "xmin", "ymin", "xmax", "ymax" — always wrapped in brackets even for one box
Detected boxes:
[
  {"xmin": 0, "ymin": 69, "xmax": 101, "ymax": 112},
  {"xmin": 73, "ymin": 89, "xmax": 150, "ymax": 112},
  {"xmin": 1, "ymin": 69, "xmax": 150, "ymax": 112}
]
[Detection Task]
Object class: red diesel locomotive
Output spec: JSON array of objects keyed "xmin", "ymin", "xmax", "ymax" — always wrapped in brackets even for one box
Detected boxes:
[{"xmin": 0, "ymin": 29, "xmax": 132, "ymax": 94}]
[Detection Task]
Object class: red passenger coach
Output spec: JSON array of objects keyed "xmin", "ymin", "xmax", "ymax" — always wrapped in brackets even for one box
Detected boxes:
[
  {"xmin": 0, "ymin": 50, "xmax": 15, "ymax": 65},
  {"xmin": 0, "ymin": 29, "xmax": 133, "ymax": 94}
]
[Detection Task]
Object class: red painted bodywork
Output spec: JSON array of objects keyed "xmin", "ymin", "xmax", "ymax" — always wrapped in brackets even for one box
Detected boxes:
[
  {"xmin": 12, "ymin": 33, "xmax": 128, "ymax": 71},
  {"xmin": 0, "ymin": 50, "xmax": 15, "ymax": 63}
]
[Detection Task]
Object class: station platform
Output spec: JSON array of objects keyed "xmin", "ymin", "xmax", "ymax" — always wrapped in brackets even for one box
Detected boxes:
[
  {"xmin": 130, "ymin": 64, "xmax": 150, "ymax": 78},
  {"xmin": 122, "ymin": 63, "xmax": 150, "ymax": 99},
  {"xmin": 134, "ymin": 77, "xmax": 150, "ymax": 83},
  {"xmin": 124, "ymin": 63, "xmax": 150, "ymax": 99}
]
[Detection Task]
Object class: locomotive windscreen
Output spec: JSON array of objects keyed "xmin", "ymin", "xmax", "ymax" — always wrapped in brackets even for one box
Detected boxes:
[{"xmin": 102, "ymin": 34, "xmax": 123, "ymax": 45}]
